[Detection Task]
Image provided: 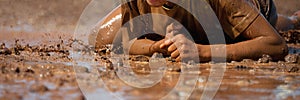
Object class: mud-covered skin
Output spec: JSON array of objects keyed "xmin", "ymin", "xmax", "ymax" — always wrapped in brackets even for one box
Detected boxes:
[{"xmin": 91, "ymin": 6, "xmax": 122, "ymax": 49}]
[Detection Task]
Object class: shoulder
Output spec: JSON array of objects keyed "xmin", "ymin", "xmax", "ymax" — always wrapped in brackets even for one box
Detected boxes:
[{"xmin": 207, "ymin": 0, "xmax": 261, "ymax": 39}]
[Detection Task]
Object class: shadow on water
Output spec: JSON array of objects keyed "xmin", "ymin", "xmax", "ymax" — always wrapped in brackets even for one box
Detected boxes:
[{"xmin": 73, "ymin": 46, "xmax": 300, "ymax": 99}]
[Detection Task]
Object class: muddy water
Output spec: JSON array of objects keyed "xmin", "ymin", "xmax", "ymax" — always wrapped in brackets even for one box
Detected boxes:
[
  {"xmin": 0, "ymin": 40, "xmax": 82, "ymax": 100},
  {"xmin": 75, "ymin": 57, "xmax": 300, "ymax": 100},
  {"xmin": 0, "ymin": 37, "xmax": 299, "ymax": 100},
  {"xmin": 71, "ymin": 29, "xmax": 300, "ymax": 100},
  {"xmin": 0, "ymin": 58, "xmax": 83, "ymax": 100}
]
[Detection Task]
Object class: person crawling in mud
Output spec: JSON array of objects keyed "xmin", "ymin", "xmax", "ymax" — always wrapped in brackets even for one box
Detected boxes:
[{"xmin": 91, "ymin": 0, "xmax": 300, "ymax": 62}]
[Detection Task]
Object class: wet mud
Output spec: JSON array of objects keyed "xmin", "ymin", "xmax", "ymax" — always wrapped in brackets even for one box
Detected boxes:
[
  {"xmin": 0, "ymin": 39, "xmax": 82, "ymax": 100},
  {"xmin": 279, "ymin": 30, "xmax": 300, "ymax": 44},
  {"xmin": 0, "ymin": 36, "xmax": 299, "ymax": 99}
]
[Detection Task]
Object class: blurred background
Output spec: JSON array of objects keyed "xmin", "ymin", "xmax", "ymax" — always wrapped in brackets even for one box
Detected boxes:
[{"xmin": 0, "ymin": 0, "xmax": 299, "ymax": 42}]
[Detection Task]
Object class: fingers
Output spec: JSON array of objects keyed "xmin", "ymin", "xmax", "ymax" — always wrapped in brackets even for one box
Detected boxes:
[
  {"xmin": 166, "ymin": 23, "xmax": 183, "ymax": 38},
  {"xmin": 160, "ymin": 34, "xmax": 185, "ymax": 49},
  {"xmin": 170, "ymin": 44, "xmax": 190, "ymax": 62},
  {"xmin": 166, "ymin": 30, "xmax": 177, "ymax": 38},
  {"xmin": 159, "ymin": 39, "xmax": 172, "ymax": 48},
  {"xmin": 175, "ymin": 56, "xmax": 181, "ymax": 62},
  {"xmin": 160, "ymin": 32, "xmax": 196, "ymax": 62},
  {"xmin": 159, "ymin": 38, "xmax": 180, "ymax": 60},
  {"xmin": 167, "ymin": 43, "xmax": 177, "ymax": 52},
  {"xmin": 150, "ymin": 39, "xmax": 170, "ymax": 54},
  {"xmin": 170, "ymin": 49, "xmax": 181, "ymax": 62},
  {"xmin": 171, "ymin": 50, "xmax": 193, "ymax": 62},
  {"xmin": 170, "ymin": 46, "xmax": 179, "ymax": 58},
  {"xmin": 166, "ymin": 23, "xmax": 182, "ymax": 33},
  {"xmin": 170, "ymin": 40, "xmax": 197, "ymax": 62},
  {"xmin": 164, "ymin": 23, "xmax": 184, "ymax": 48}
]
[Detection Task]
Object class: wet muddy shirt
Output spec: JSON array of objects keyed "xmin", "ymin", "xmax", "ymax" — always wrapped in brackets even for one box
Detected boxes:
[{"xmin": 121, "ymin": 0, "xmax": 277, "ymax": 44}]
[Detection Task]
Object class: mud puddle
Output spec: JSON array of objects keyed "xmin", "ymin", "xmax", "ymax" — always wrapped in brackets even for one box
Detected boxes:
[
  {"xmin": 0, "ymin": 30, "xmax": 299, "ymax": 99},
  {"xmin": 76, "ymin": 59, "xmax": 300, "ymax": 100},
  {"xmin": 72, "ymin": 42, "xmax": 300, "ymax": 100}
]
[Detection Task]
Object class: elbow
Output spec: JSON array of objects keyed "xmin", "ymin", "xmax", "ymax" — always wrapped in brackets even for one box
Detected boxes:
[
  {"xmin": 94, "ymin": 32, "xmax": 115, "ymax": 49},
  {"xmin": 93, "ymin": 27, "xmax": 118, "ymax": 49},
  {"xmin": 277, "ymin": 40, "xmax": 288, "ymax": 61},
  {"xmin": 269, "ymin": 37, "xmax": 288, "ymax": 61}
]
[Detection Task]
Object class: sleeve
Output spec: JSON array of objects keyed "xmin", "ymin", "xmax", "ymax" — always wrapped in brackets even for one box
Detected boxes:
[
  {"xmin": 209, "ymin": 0, "xmax": 261, "ymax": 39},
  {"xmin": 120, "ymin": 0, "xmax": 145, "ymax": 40}
]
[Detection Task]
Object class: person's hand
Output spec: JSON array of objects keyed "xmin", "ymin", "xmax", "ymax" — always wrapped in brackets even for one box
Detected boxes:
[
  {"xmin": 149, "ymin": 39, "xmax": 169, "ymax": 56},
  {"xmin": 160, "ymin": 34, "xmax": 199, "ymax": 62},
  {"xmin": 163, "ymin": 23, "xmax": 198, "ymax": 62},
  {"xmin": 165, "ymin": 23, "xmax": 183, "ymax": 38},
  {"xmin": 148, "ymin": 23, "xmax": 183, "ymax": 56},
  {"xmin": 162, "ymin": 23, "xmax": 211, "ymax": 62}
]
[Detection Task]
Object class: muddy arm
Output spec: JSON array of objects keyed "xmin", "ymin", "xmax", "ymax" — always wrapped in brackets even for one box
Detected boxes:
[
  {"xmin": 89, "ymin": 5, "xmax": 122, "ymax": 48},
  {"xmin": 214, "ymin": 15, "xmax": 288, "ymax": 61},
  {"xmin": 159, "ymin": 15, "xmax": 288, "ymax": 62},
  {"xmin": 129, "ymin": 38, "xmax": 168, "ymax": 56},
  {"xmin": 189, "ymin": 15, "xmax": 288, "ymax": 62},
  {"xmin": 90, "ymin": 5, "xmax": 165, "ymax": 55}
]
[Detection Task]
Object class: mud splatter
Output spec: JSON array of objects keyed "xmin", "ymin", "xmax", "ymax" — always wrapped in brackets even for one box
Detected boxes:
[{"xmin": 279, "ymin": 30, "xmax": 300, "ymax": 44}]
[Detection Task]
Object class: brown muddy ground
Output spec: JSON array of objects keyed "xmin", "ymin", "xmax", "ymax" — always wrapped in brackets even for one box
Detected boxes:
[{"xmin": 0, "ymin": 0, "xmax": 300, "ymax": 100}]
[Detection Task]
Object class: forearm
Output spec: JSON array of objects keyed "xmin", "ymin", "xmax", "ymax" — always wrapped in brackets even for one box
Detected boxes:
[
  {"xmin": 225, "ymin": 15, "xmax": 288, "ymax": 61},
  {"xmin": 227, "ymin": 15, "xmax": 288, "ymax": 61},
  {"xmin": 129, "ymin": 39, "xmax": 155, "ymax": 56},
  {"xmin": 228, "ymin": 37, "xmax": 287, "ymax": 61},
  {"xmin": 197, "ymin": 37, "xmax": 288, "ymax": 62},
  {"xmin": 199, "ymin": 37, "xmax": 288, "ymax": 62}
]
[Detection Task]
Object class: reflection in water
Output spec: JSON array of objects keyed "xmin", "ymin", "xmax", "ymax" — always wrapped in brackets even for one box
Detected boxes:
[
  {"xmin": 74, "ymin": 54, "xmax": 300, "ymax": 99},
  {"xmin": 273, "ymin": 75, "xmax": 300, "ymax": 99},
  {"xmin": 70, "ymin": 46, "xmax": 300, "ymax": 100}
]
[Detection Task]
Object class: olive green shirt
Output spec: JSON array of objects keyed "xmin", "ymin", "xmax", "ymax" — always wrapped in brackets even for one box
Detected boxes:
[{"xmin": 121, "ymin": 0, "xmax": 277, "ymax": 44}]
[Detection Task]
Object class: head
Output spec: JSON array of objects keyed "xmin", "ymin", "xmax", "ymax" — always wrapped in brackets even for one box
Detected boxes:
[
  {"xmin": 146, "ymin": 0, "xmax": 167, "ymax": 7},
  {"xmin": 146, "ymin": 0, "xmax": 181, "ymax": 7}
]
